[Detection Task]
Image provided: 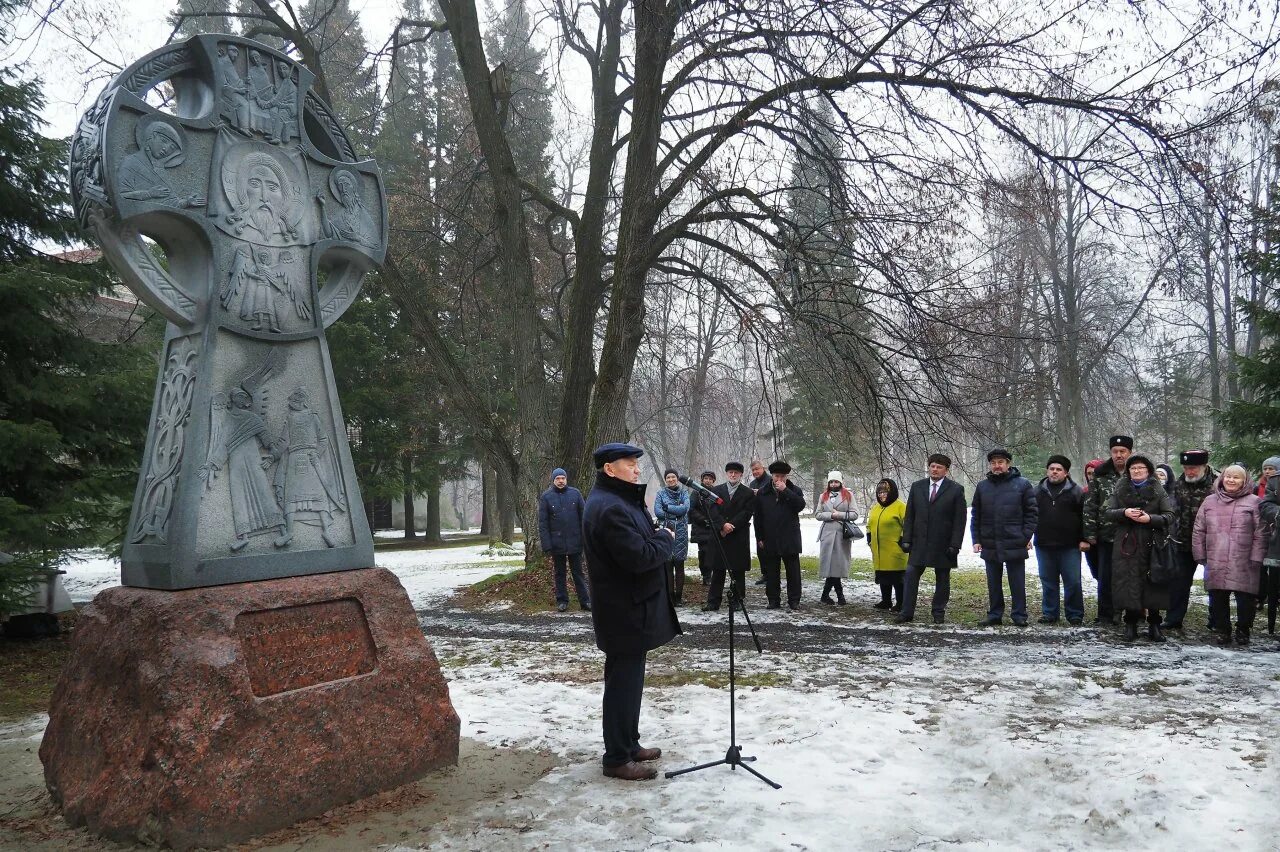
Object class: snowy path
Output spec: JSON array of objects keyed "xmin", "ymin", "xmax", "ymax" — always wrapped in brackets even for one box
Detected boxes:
[{"xmin": 38, "ymin": 543, "xmax": 1273, "ymax": 851}]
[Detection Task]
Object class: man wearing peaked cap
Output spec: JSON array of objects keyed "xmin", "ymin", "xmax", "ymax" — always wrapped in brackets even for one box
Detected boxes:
[
  {"xmin": 703, "ymin": 461, "xmax": 755, "ymax": 611},
  {"xmin": 1082, "ymin": 433, "xmax": 1134, "ymax": 625},
  {"xmin": 972, "ymin": 447, "xmax": 1037, "ymax": 627},
  {"xmin": 582, "ymin": 442, "xmax": 681, "ymax": 781},
  {"xmin": 1165, "ymin": 448, "xmax": 1215, "ymax": 631}
]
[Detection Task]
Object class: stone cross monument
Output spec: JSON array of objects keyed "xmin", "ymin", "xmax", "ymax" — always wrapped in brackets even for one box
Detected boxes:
[
  {"xmin": 70, "ymin": 33, "xmax": 383, "ymax": 589},
  {"xmin": 42, "ymin": 36, "xmax": 459, "ymax": 849}
]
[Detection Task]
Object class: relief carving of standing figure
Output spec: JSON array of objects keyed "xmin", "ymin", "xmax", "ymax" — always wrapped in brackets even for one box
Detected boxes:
[
  {"xmin": 269, "ymin": 60, "xmax": 299, "ymax": 146},
  {"xmin": 274, "ymin": 386, "xmax": 346, "ymax": 548},
  {"xmin": 200, "ymin": 356, "xmax": 288, "ymax": 551},
  {"xmin": 118, "ymin": 121, "xmax": 206, "ymax": 209}
]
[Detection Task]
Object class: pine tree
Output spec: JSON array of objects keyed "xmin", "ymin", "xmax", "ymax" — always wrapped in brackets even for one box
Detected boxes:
[
  {"xmin": 1219, "ymin": 189, "xmax": 1280, "ymax": 467},
  {"xmin": 168, "ymin": 0, "xmax": 234, "ymax": 39},
  {"xmin": 0, "ymin": 39, "xmax": 157, "ymax": 614}
]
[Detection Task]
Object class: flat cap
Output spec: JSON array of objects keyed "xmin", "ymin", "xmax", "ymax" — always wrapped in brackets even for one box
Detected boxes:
[{"xmin": 593, "ymin": 442, "xmax": 644, "ymax": 468}]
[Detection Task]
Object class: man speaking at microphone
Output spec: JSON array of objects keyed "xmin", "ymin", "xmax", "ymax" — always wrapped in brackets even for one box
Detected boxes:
[{"xmin": 584, "ymin": 442, "xmax": 683, "ymax": 780}]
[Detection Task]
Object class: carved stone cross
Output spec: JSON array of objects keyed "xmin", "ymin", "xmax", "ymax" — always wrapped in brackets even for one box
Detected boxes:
[{"xmin": 71, "ymin": 34, "xmax": 387, "ymax": 589}]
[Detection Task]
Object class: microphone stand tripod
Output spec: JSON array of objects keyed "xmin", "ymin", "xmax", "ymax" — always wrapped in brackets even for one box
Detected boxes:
[{"xmin": 665, "ymin": 489, "xmax": 780, "ymax": 789}]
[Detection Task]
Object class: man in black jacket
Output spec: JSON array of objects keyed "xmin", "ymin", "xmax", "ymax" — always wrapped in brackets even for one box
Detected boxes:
[
  {"xmin": 583, "ymin": 442, "xmax": 681, "ymax": 781},
  {"xmin": 1033, "ymin": 455, "xmax": 1085, "ymax": 625},
  {"xmin": 687, "ymin": 470, "xmax": 718, "ymax": 584},
  {"xmin": 897, "ymin": 453, "xmax": 967, "ymax": 624},
  {"xmin": 703, "ymin": 461, "xmax": 755, "ymax": 611},
  {"xmin": 971, "ymin": 448, "xmax": 1038, "ymax": 627},
  {"xmin": 754, "ymin": 461, "xmax": 807, "ymax": 609},
  {"xmin": 1163, "ymin": 449, "xmax": 1215, "ymax": 631}
]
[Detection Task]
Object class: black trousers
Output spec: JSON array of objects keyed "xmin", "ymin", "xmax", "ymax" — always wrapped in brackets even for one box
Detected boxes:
[
  {"xmin": 759, "ymin": 551, "xmax": 802, "ymax": 607},
  {"xmin": 696, "ymin": 543, "xmax": 714, "ymax": 582},
  {"xmin": 667, "ymin": 559, "xmax": 685, "ymax": 602},
  {"xmin": 878, "ymin": 574, "xmax": 904, "ymax": 604},
  {"xmin": 602, "ymin": 651, "xmax": 647, "ymax": 767},
  {"xmin": 1095, "ymin": 541, "xmax": 1116, "ymax": 619},
  {"xmin": 1209, "ymin": 589, "xmax": 1257, "ymax": 633},
  {"xmin": 706, "ymin": 548, "xmax": 746, "ymax": 610},
  {"xmin": 1164, "ymin": 548, "xmax": 1197, "ymax": 627},
  {"xmin": 901, "ymin": 564, "xmax": 951, "ymax": 619}
]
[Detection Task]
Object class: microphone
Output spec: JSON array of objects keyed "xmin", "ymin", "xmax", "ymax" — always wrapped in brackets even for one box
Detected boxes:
[{"xmin": 678, "ymin": 475, "xmax": 723, "ymax": 504}]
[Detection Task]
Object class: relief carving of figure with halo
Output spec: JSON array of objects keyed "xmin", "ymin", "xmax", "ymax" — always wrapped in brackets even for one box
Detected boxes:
[{"xmin": 118, "ymin": 120, "xmax": 206, "ymax": 209}]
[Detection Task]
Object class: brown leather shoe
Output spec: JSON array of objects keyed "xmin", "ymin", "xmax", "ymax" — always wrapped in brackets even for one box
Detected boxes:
[
  {"xmin": 632, "ymin": 747, "xmax": 662, "ymax": 762},
  {"xmin": 602, "ymin": 761, "xmax": 658, "ymax": 781}
]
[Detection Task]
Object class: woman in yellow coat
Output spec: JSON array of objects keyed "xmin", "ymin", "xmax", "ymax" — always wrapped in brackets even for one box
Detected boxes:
[{"xmin": 868, "ymin": 478, "xmax": 908, "ymax": 610}]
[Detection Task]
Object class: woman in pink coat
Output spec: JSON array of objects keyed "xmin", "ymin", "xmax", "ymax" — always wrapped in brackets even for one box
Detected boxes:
[{"xmin": 1192, "ymin": 464, "xmax": 1269, "ymax": 646}]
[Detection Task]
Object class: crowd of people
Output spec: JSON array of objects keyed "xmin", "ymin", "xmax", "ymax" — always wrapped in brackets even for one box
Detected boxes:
[
  {"xmin": 568, "ymin": 440, "xmax": 1278, "ymax": 782},
  {"xmin": 538, "ymin": 439, "xmax": 1280, "ymax": 647}
]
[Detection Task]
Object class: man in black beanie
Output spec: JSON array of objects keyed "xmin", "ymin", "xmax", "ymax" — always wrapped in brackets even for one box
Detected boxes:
[{"xmin": 1033, "ymin": 455, "xmax": 1086, "ymax": 624}]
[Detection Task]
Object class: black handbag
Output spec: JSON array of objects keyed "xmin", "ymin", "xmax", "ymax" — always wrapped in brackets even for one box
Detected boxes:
[
  {"xmin": 1148, "ymin": 532, "xmax": 1177, "ymax": 585},
  {"xmin": 838, "ymin": 496, "xmax": 863, "ymax": 540}
]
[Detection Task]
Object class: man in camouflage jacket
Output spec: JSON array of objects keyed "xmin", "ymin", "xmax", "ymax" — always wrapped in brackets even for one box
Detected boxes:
[
  {"xmin": 1164, "ymin": 449, "xmax": 1215, "ymax": 631},
  {"xmin": 1082, "ymin": 435, "xmax": 1134, "ymax": 624}
]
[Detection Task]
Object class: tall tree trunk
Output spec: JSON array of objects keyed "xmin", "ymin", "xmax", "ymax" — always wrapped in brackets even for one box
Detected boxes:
[
  {"xmin": 498, "ymin": 462, "xmax": 517, "ymax": 544},
  {"xmin": 1202, "ymin": 198, "xmax": 1223, "ymax": 445},
  {"xmin": 482, "ymin": 462, "xmax": 499, "ymax": 545},
  {"xmin": 587, "ymin": 0, "xmax": 676, "ymax": 455},
  {"xmin": 554, "ymin": 0, "xmax": 627, "ymax": 482},
  {"xmin": 402, "ymin": 455, "xmax": 417, "ymax": 539},
  {"xmin": 423, "ymin": 421, "xmax": 443, "ymax": 543}
]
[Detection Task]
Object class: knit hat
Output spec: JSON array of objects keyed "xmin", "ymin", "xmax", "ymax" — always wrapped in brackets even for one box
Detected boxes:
[
  {"xmin": 1125, "ymin": 454, "xmax": 1155, "ymax": 478},
  {"xmin": 550, "ymin": 467, "xmax": 567, "ymax": 482},
  {"xmin": 663, "ymin": 467, "xmax": 678, "ymax": 478},
  {"xmin": 826, "ymin": 470, "xmax": 843, "ymax": 484},
  {"xmin": 1263, "ymin": 456, "xmax": 1280, "ymax": 471},
  {"xmin": 927, "ymin": 453, "xmax": 952, "ymax": 468}
]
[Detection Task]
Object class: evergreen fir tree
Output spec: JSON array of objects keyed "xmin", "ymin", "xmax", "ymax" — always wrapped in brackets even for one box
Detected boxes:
[
  {"xmin": 0, "ymin": 35, "xmax": 157, "ymax": 614},
  {"xmin": 1219, "ymin": 191, "xmax": 1280, "ymax": 466}
]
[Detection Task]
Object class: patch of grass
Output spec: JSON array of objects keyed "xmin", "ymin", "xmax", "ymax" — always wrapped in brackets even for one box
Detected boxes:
[
  {"xmin": 450, "ymin": 562, "xmax": 553, "ymax": 614},
  {"xmin": 0, "ymin": 612, "xmax": 77, "ymax": 720}
]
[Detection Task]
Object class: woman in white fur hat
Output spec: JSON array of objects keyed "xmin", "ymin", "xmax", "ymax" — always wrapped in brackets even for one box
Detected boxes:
[{"xmin": 815, "ymin": 470, "xmax": 857, "ymax": 605}]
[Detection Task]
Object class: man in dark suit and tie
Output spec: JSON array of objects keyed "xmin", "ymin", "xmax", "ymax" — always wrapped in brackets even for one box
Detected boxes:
[
  {"xmin": 896, "ymin": 453, "xmax": 968, "ymax": 624},
  {"xmin": 703, "ymin": 461, "xmax": 755, "ymax": 611}
]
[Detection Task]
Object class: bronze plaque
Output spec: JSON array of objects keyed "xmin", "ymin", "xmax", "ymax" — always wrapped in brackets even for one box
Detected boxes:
[{"xmin": 236, "ymin": 598, "xmax": 377, "ymax": 697}]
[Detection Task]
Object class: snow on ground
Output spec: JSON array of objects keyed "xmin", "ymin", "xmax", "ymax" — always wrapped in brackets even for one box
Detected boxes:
[{"xmin": 50, "ymin": 530, "xmax": 1249, "ymax": 851}]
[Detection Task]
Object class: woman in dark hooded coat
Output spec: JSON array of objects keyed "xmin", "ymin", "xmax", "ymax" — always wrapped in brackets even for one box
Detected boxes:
[{"xmin": 1105, "ymin": 454, "xmax": 1175, "ymax": 642}]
